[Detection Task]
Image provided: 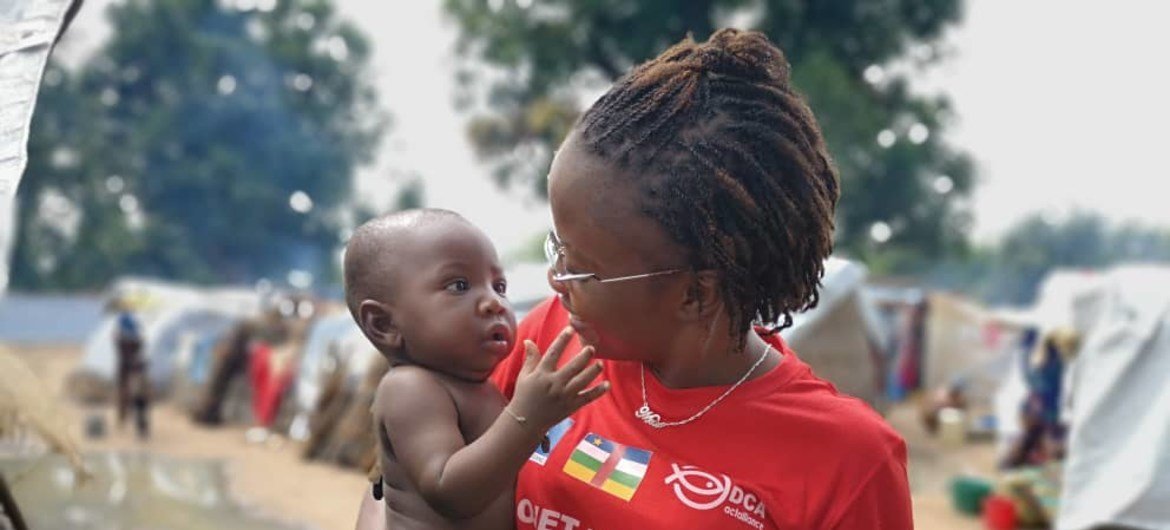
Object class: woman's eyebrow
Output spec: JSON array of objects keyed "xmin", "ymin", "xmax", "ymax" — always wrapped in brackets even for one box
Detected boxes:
[{"xmin": 555, "ymin": 231, "xmax": 606, "ymax": 270}]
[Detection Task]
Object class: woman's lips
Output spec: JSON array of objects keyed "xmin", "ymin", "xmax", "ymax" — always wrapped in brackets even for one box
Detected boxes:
[{"xmin": 567, "ymin": 314, "xmax": 598, "ymax": 345}]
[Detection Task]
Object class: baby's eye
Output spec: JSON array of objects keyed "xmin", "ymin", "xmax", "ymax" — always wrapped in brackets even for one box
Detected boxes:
[
  {"xmin": 493, "ymin": 280, "xmax": 507, "ymax": 296},
  {"xmin": 445, "ymin": 279, "xmax": 470, "ymax": 293}
]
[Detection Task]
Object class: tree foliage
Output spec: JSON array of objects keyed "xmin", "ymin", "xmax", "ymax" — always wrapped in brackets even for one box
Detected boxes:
[
  {"xmin": 12, "ymin": 0, "xmax": 384, "ymax": 290},
  {"xmin": 918, "ymin": 212, "xmax": 1170, "ymax": 305},
  {"xmin": 445, "ymin": 0, "xmax": 973, "ymax": 260}
]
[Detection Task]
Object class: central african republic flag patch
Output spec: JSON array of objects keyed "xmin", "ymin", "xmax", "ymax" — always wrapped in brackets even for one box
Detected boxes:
[{"xmin": 562, "ymin": 432, "xmax": 652, "ymax": 501}]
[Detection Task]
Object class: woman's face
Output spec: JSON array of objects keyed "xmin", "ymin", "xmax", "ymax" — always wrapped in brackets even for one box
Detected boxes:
[{"xmin": 546, "ymin": 133, "xmax": 690, "ymax": 361}]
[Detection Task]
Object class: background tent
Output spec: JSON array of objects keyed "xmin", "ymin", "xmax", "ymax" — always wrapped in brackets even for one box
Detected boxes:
[
  {"xmin": 921, "ymin": 292, "xmax": 997, "ymax": 394},
  {"xmin": 170, "ymin": 318, "xmax": 241, "ymax": 412},
  {"xmin": 915, "ymin": 290, "xmax": 1031, "ymax": 436},
  {"xmin": 287, "ymin": 312, "xmax": 364, "ymax": 441},
  {"xmin": 68, "ymin": 279, "xmax": 260, "ymax": 402},
  {"xmin": 293, "ymin": 314, "xmax": 357, "ymax": 416},
  {"xmin": 780, "ymin": 257, "xmax": 888, "ymax": 411},
  {"xmin": 190, "ymin": 303, "xmax": 314, "ymax": 427},
  {"xmin": 1057, "ymin": 264, "xmax": 1170, "ymax": 530}
]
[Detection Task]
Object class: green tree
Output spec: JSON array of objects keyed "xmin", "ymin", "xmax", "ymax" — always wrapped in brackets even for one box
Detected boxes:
[
  {"xmin": 985, "ymin": 212, "xmax": 1170, "ymax": 305},
  {"xmin": 12, "ymin": 0, "xmax": 384, "ymax": 290},
  {"xmin": 445, "ymin": 0, "xmax": 973, "ymax": 262},
  {"xmin": 915, "ymin": 211, "xmax": 1170, "ymax": 305}
]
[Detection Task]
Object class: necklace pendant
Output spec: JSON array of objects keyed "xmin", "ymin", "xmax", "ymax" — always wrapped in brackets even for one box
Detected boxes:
[{"xmin": 634, "ymin": 404, "xmax": 666, "ymax": 429}]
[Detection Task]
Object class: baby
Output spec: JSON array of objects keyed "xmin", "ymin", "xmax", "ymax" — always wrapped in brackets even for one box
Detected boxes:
[{"xmin": 345, "ymin": 209, "xmax": 607, "ymax": 529}]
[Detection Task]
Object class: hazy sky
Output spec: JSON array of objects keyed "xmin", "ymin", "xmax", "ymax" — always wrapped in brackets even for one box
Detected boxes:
[
  {"xmin": 927, "ymin": 2, "xmax": 1170, "ymax": 243},
  {"xmin": 56, "ymin": 1, "xmax": 1170, "ymax": 255}
]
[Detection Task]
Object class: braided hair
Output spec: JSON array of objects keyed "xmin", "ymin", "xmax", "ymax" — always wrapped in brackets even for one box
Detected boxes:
[{"xmin": 576, "ymin": 29, "xmax": 840, "ymax": 337}]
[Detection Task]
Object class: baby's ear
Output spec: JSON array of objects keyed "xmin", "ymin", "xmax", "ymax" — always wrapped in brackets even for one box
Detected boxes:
[{"xmin": 358, "ymin": 300, "xmax": 403, "ymax": 351}]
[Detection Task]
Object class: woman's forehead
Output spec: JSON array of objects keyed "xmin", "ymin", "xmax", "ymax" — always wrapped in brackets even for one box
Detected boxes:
[
  {"xmin": 549, "ymin": 164, "xmax": 684, "ymax": 268},
  {"xmin": 550, "ymin": 137, "xmax": 639, "ymax": 218}
]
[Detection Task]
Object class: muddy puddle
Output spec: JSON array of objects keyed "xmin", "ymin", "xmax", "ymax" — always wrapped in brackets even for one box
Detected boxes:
[{"xmin": 0, "ymin": 451, "xmax": 310, "ymax": 529}]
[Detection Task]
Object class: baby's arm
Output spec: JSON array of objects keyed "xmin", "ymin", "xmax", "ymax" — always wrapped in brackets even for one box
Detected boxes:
[{"xmin": 377, "ymin": 328, "xmax": 606, "ymax": 521}]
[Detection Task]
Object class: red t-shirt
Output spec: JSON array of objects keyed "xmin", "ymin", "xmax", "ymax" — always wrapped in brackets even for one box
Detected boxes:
[{"xmin": 491, "ymin": 297, "xmax": 912, "ymax": 530}]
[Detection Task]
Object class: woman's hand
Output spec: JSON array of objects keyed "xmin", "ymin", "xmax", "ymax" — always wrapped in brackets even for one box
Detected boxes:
[{"xmin": 509, "ymin": 327, "xmax": 609, "ymax": 432}]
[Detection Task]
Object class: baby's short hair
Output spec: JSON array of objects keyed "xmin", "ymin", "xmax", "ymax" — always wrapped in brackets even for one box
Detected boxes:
[{"xmin": 343, "ymin": 208, "xmax": 465, "ymax": 320}]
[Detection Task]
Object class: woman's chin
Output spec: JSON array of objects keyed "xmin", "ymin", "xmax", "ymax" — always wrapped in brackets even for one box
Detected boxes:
[
  {"xmin": 569, "ymin": 319, "xmax": 640, "ymax": 361},
  {"xmin": 568, "ymin": 315, "xmax": 597, "ymax": 343}
]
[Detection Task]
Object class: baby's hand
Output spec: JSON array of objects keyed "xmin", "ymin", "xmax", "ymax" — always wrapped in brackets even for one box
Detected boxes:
[{"xmin": 508, "ymin": 327, "xmax": 609, "ymax": 431}]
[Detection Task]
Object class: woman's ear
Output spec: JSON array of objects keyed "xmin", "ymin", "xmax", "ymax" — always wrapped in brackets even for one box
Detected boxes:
[
  {"xmin": 679, "ymin": 271, "xmax": 722, "ymax": 322},
  {"xmin": 358, "ymin": 300, "xmax": 403, "ymax": 352}
]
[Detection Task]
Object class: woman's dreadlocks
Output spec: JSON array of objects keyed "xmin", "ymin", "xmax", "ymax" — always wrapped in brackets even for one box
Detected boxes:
[{"xmin": 576, "ymin": 28, "xmax": 840, "ymax": 337}]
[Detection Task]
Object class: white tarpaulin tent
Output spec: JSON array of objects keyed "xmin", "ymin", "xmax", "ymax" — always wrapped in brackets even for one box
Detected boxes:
[
  {"xmin": 781, "ymin": 257, "xmax": 888, "ymax": 410},
  {"xmin": 922, "ymin": 293, "xmax": 996, "ymax": 392},
  {"xmin": 1056, "ymin": 264, "xmax": 1170, "ymax": 530},
  {"xmin": 293, "ymin": 312, "xmax": 358, "ymax": 414},
  {"xmin": 286, "ymin": 311, "xmax": 376, "ymax": 441},
  {"xmin": 72, "ymin": 278, "xmax": 260, "ymax": 394},
  {"xmin": 0, "ymin": 0, "xmax": 77, "ymax": 294}
]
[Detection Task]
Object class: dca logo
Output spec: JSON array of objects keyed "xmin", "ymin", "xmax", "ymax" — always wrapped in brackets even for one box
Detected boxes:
[{"xmin": 663, "ymin": 463, "xmax": 767, "ymax": 529}]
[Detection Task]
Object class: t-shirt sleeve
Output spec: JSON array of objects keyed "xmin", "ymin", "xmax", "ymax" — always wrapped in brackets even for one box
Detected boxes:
[
  {"xmin": 825, "ymin": 436, "xmax": 913, "ymax": 530},
  {"xmin": 490, "ymin": 296, "xmax": 559, "ymax": 399}
]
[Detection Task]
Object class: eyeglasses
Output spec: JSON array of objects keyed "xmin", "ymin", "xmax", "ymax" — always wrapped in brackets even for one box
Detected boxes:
[{"xmin": 544, "ymin": 231, "xmax": 684, "ymax": 284}]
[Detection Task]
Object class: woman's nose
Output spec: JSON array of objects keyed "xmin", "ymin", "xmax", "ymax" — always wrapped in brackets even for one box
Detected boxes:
[{"xmin": 547, "ymin": 267, "xmax": 569, "ymax": 295}]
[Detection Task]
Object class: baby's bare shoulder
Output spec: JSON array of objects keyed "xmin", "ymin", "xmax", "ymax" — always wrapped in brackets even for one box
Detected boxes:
[
  {"xmin": 373, "ymin": 366, "xmax": 453, "ymax": 420},
  {"xmin": 378, "ymin": 365, "xmax": 444, "ymax": 392}
]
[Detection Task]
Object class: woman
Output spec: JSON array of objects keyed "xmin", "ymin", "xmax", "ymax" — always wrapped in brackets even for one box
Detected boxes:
[{"xmin": 360, "ymin": 28, "xmax": 910, "ymax": 529}]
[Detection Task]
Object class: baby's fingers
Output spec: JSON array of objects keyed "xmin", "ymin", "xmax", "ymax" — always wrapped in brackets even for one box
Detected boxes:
[
  {"xmin": 539, "ymin": 327, "xmax": 575, "ymax": 371},
  {"xmin": 575, "ymin": 381, "xmax": 610, "ymax": 406},
  {"xmin": 565, "ymin": 361, "xmax": 603, "ymax": 395},
  {"xmin": 521, "ymin": 340, "xmax": 540, "ymax": 374},
  {"xmin": 555, "ymin": 346, "xmax": 595, "ymax": 381}
]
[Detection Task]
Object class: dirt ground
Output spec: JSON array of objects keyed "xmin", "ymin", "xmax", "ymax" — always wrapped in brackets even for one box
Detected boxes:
[{"xmin": 3, "ymin": 344, "xmax": 994, "ymax": 529}]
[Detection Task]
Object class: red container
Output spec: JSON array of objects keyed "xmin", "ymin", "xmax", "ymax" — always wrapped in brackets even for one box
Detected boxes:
[{"xmin": 982, "ymin": 495, "xmax": 1017, "ymax": 530}]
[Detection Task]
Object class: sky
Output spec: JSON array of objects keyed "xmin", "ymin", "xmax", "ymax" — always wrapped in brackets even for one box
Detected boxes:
[
  {"xmin": 53, "ymin": 1, "xmax": 1170, "ymax": 255},
  {"xmin": 923, "ymin": 1, "xmax": 1170, "ymax": 243}
]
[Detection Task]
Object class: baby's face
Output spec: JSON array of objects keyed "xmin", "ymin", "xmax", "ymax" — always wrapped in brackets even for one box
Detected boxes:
[{"xmin": 387, "ymin": 220, "xmax": 517, "ymax": 381}]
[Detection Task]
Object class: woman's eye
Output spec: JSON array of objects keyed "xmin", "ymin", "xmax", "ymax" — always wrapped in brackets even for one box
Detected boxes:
[
  {"xmin": 445, "ymin": 279, "xmax": 470, "ymax": 293},
  {"xmin": 493, "ymin": 281, "xmax": 507, "ymax": 296}
]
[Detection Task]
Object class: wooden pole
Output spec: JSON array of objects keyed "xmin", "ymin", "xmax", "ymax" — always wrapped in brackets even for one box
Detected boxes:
[{"xmin": 0, "ymin": 473, "xmax": 28, "ymax": 530}]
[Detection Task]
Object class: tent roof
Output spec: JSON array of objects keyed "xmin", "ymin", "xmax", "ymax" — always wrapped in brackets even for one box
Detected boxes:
[{"xmin": 783, "ymin": 257, "xmax": 878, "ymax": 344}]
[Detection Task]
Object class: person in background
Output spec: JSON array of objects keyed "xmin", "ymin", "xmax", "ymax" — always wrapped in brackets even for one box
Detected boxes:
[{"xmin": 112, "ymin": 298, "xmax": 149, "ymax": 439}]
